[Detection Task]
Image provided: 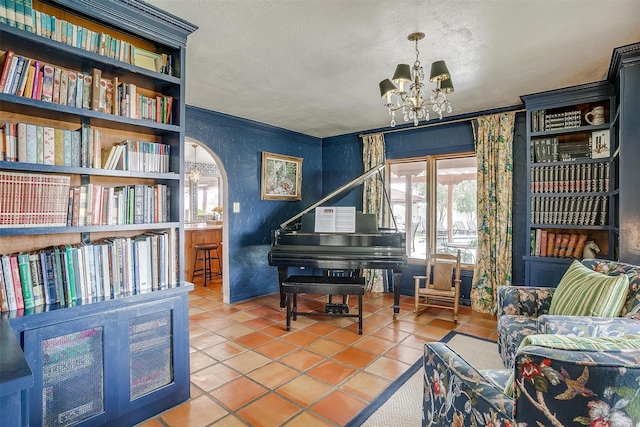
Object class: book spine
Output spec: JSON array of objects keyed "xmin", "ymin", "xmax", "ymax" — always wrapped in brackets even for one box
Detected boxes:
[
  {"xmin": 0, "ymin": 0, "xmax": 8, "ymax": 26},
  {"xmin": 41, "ymin": 64, "xmax": 54, "ymax": 102},
  {"xmin": 91, "ymin": 68, "xmax": 101, "ymax": 111},
  {"xmin": 0, "ymin": 50, "xmax": 15, "ymax": 93},
  {"xmin": 565, "ymin": 233, "xmax": 579, "ymax": 258},
  {"xmin": 40, "ymin": 250, "xmax": 56, "ymax": 305},
  {"xmin": 5, "ymin": 0, "xmax": 15, "ymax": 27},
  {"xmin": 546, "ymin": 232, "xmax": 555, "ymax": 258},
  {"xmin": 52, "ymin": 246, "xmax": 65, "ymax": 305},
  {"xmin": 17, "ymin": 253, "xmax": 34, "ymax": 309},
  {"xmin": 0, "ymin": 262, "xmax": 9, "ymax": 312},
  {"xmin": 52, "ymin": 66, "xmax": 61, "ymax": 103},
  {"xmin": 539, "ymin": 230, "xmax": 547, "ymax": 257},
  {"xmin": 28, "ymin": 252, "xmax": 44, "ymax": 306},
  {"xmin": 9, "ymin": 254, "xmax": 24, "ymax": 309},
  {"xmin": 64, "ymin": 245, "xmax": 77, "ymax": 302},
  {"xmin": 1, "ymin": 256, "xmax": 18, "ymax": 311},
  {"xmin": 574, "ymin": 234, "xmax": 588, "ymax": 259}
]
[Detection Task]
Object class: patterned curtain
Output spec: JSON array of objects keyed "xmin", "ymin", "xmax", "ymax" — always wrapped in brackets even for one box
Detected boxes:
[
  {"xmin": 362, "ymin": 133, "xmax": 385, "ymax": 292},
  {"xmin": 471, "ymin": 112, "xmax": 516, "ymax": 314}
]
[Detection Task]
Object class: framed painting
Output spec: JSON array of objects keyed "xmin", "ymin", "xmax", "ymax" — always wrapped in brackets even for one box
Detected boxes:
[{"xmin": 261, "ymin": 152, "xmax": 303, "ymax": 201}]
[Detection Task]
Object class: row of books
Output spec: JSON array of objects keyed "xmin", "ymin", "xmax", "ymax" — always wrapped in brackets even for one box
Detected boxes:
[
  {"xmin": 0, "ymin": 231, "xmax": 179, "ymax": 312},
  {"xmin": 530, "ymin": 229, "xmax": 589, "ymax": 258},
  {"xmin": 532, "ymin": 138, "xmax": 593, "ymax": 163},
  {"xmin": 530, "ymin": 162, "xmax": 610, "ymax": 194},
  {"xmin": 531, "ymin": 110, "xmax": 582, "ymax": 132},
  {"xmin": 0, "ymin": 171, "xmax": 171, "ymax": 228},
  {"xmin": 0, "ymin": 0, "xmax": 173, "ymax": 76},
  {"xmin": 531, "ymin": 195, "xmax": 608, "ymax": 226},
  {"xmin": 101, "ymin": 140, "xmax": 172, "ymax": 173},
  {"xmin": 68, "ymin": 183, "xmax": 171, "ymax": 227},
  {"xmin": 1, "ymin": 121, "xmax": 172, "ymax": 173},
  {"xmin": 0, "ymin": 171, "xmax": 70, "ymax": 227},
  {"xmin": 0, "ymin": 51, "xmax": 174, "ymax": 123},
  {"xmin": 2, "ymin": 122, "xmax": 102, "ymax": 167}
]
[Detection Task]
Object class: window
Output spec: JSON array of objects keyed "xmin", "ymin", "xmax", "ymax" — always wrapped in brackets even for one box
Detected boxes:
[
  {"xmin": 185, "ymin": 176, "xmax": 222, "ymax": 222},
  {"xmin": 388, "ymin": 153, "xmax": 477, "ymax": 263}
]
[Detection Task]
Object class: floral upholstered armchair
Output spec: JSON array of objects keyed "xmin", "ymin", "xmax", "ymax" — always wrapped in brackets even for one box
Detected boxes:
[
  {"xmin": 423, "ymin": 336, "xmax": 640, "ymax": 427},
  {"xmin": 497, "ymin": 259, "xmax": 640, "ymax": 369}
]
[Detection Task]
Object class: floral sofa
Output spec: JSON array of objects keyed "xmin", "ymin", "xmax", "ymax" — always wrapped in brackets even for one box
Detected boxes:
[
  {"xmin": 423, "ymin": 337, "xmax": 640, "ymax": 427},
  {"xmin": 497, "ymin": 259, "xmax": 640, "ymax": 369}
]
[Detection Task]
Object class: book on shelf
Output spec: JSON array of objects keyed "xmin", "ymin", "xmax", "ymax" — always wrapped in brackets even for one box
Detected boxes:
[
  {"xmin": 0, "ymin": 263, "xmax": 9, "ymax": 312},
  {"xmin": 546, "ymin": 232, "xmax": 555, "ymax": 258},
  {"xmin": 8, "ymin": 254, "xmax": 24, "ymax": 310},
  {"xmin": 8, "ymin": 55, "xmax": 25, "ymax": 95},
  {"xmin": 39, "ymin": 249, "xmax": 58, "ymax": 305},
  {"xmin": 564, "ymin": 234, "xmax": 579, "ymax": 258},
  {"xmin": 539, "ymin": 229, "xmax": 548, "ymax": 257},
  {"xmin": 1, "ymin": 256, "xmax": 18, "ymax": 311},
  {"xmin": 28, "ymin": 252, "xmax": 45, "ymax": 306},
  {"xmin": 0, "ymin": 50, "xmax": 15, "ymax": 93},
  {"xmin": 17, "ymin": 252, "xmax": 35, "ymax": 309},
  {"xmin": 574, "ymin": 235, "xmax": 588, "ymax": 259}
]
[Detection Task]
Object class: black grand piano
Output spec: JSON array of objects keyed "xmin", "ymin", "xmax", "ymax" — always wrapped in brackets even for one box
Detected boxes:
[{"xmin": 268, "ymin": 164, "xmax": 408, "ymax": 319}]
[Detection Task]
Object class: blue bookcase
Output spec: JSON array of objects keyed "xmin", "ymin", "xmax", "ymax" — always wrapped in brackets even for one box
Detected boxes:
[
  {"xmin": 0, "ymin": 1, "xmax": 197, "ymax": 425},
  {"xmin": 521, "ymin": 82, "xmax": 616, "ymax": 287}
]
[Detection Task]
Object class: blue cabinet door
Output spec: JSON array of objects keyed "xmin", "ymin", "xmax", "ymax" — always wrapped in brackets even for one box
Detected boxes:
[{"xmin": 525, "ymin": 258, "xmax": 573, "ymax": 287}]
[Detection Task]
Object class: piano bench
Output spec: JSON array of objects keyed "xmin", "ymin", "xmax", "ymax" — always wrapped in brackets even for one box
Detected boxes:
[{"xmin": 282, "ymin": 275, "xmax": 365, "ymax": 335}]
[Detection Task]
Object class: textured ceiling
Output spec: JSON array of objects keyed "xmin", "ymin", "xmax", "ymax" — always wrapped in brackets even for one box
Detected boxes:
[{"xmin": 146, "ymin": 0, "xmax": 640, "ymax": 139}]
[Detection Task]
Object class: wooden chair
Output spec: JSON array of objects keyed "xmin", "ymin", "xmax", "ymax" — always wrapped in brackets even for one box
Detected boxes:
[{"xmin": 414, "ymin": 250, "xmax": 461, "ymax": 321}]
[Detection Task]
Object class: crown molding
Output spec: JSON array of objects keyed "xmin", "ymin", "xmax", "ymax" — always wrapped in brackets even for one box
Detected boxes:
[{"xmin": 52, "ymin": 0, "xmax": 198, "ymax": 48}]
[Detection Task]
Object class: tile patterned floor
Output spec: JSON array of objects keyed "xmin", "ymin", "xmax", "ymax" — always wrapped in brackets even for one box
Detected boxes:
[{"xmin": 138, "ymin": 277, "xmax": 497, "ymax": 427}]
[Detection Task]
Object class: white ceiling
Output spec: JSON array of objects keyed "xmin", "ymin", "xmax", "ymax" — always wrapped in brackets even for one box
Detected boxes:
[{"xmin": 147, "ymin": 0, "xmax": 640, "ymax": 139}]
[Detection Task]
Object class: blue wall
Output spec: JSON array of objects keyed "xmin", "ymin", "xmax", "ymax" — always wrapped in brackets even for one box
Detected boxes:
[
  {"xmin": 186, "ymin": 106, "xmax": 322, "ymax": 302},
  {"xmin": 186, "ymin": 106, "xmax": 527, "ymax": 302}
]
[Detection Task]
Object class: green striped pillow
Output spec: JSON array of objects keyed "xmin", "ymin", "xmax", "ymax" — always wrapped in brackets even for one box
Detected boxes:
[{"xmin": 548, "ymin": 260, "xmax": 629, "ymax": 317}]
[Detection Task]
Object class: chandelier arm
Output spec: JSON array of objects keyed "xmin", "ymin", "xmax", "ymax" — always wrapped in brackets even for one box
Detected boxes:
[{"xmin": 381, "ymin": 32, "xmax": 452, "ymax": 127}]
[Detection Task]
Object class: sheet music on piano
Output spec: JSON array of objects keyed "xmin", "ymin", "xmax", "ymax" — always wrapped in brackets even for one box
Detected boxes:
[{"xmin": 314, "ymin": 207, "xmax": 356, "ymax": 233}]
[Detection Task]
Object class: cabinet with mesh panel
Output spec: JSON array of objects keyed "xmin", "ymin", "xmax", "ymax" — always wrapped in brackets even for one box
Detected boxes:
[
  {"xmin": 129, "ymin": 311, "xmax": 173, "ymax": 400},
  {"xmin": 16, "ymin": 289, "xmax": 190, "ymax": 426}
]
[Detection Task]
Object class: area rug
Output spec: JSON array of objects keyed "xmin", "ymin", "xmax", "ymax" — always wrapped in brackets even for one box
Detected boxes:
[{"xmin": 345, "ymin": 331, "xmax": 503, "ymax": 427}]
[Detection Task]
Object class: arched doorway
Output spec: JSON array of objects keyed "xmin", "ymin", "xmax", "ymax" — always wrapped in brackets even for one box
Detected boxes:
[{"xmin": 184, "ymin": 137, "xmax": 229, "ymax": 302}]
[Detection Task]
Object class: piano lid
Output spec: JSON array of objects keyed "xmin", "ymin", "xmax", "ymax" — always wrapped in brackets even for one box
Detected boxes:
[{"xmin": 279, "ymin": 164, "xmax": 385, "ymax": 229}]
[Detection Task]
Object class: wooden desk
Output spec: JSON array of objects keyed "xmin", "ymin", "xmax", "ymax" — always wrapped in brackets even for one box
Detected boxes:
[{"xmin": 184, "ymin": 223, "xmax": 223, "ymax": 280}]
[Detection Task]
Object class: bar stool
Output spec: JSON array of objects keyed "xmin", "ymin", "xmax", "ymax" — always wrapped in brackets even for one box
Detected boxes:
[{"xmin": 192, "ymin": 243, "xmax": 221, "ymax": 286}]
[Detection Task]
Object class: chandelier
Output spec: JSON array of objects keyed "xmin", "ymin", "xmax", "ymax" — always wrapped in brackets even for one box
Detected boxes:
[
  {"xmin": 379, "ymin": 32, "xmax": 454, "ymax": 127},
  {"xmin": 188, "ymin": 144, "xmax": 201, "ymax": 182}
]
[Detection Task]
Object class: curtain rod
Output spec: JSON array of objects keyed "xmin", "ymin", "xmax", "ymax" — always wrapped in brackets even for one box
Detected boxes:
[{"xmin": 359, "ymin": 106, "xmax": 525, "ymax": 138}]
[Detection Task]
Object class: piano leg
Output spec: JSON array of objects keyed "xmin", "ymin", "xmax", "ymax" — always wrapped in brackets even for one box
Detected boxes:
[
  {"xmin": 278, "ymin": 266, "xmax": 288, "ymax": 309},
  {"xmin": 392, "ymin": 268, "xmax": 402, "ymax": 319}
]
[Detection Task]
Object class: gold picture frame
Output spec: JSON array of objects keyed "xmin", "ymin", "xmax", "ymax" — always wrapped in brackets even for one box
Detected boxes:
[{"xmin": 261, "ymin": 152, "xmax": 303, "ymax": 201}]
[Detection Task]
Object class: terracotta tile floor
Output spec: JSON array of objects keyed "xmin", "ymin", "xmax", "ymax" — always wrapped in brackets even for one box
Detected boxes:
[{"xmin": 138, "ymin": 277, "xmax": 497, "ymax": 427}]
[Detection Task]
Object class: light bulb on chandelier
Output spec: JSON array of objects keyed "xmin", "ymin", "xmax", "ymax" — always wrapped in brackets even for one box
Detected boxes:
[{"xmin": 379, "ymin": 32, "xmax": 454, "ymax": 127}]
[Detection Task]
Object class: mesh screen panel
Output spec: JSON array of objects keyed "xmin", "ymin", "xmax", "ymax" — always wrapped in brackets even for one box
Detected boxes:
[
  {"xmin": 42, "ymin": 327, "xmax": 104, "ymax": 427},
  {"xmin": 129, "ymin": 310, "xmax": 173, "ymax": 399}
]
